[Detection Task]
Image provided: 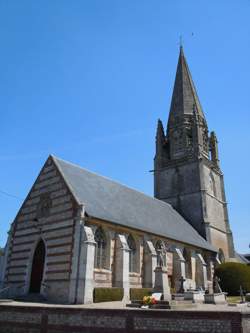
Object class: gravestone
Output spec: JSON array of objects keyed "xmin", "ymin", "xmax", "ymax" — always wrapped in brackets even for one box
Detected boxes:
[
  {"xmin": 154, "ymin": 266, "xmax": 171, "ymax": 301},
  {"xmin": 178, "ymin": 276, "xmax": 186, "ymax": 294}
]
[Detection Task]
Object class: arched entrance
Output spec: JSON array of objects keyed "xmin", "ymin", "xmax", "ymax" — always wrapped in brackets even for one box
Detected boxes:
[{"xmin": 29, "ymin": 240, "xmax": 46, "ymax": 293}]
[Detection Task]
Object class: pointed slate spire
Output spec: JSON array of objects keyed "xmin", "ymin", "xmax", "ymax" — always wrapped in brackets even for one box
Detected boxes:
[{"xmin": 168, "ymin": 46, "xmax": 205, "ymax": 127}]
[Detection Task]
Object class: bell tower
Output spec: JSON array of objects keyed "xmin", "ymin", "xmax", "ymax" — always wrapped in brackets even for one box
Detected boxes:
[{"xmin": 154, "ymin": 47, "xmax": 235, "ymax": 260}]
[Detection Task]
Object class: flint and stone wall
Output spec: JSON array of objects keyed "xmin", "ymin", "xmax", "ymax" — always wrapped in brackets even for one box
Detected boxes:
[{"xmin": 0, "ymin": 304, "xmax": 248, "ymax": 333}]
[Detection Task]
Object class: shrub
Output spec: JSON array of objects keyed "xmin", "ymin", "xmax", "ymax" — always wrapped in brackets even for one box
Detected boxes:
[
  {"xmin": 130, "ymin": 288, "xmax": 153, "ymax": 301},
  {"xmin": 215, "ymin": 263, "xmax": 250, "ymax": 296},
  {"xmin": 93, "ymin": 288, "xmax": 123, "ymax": 303}
]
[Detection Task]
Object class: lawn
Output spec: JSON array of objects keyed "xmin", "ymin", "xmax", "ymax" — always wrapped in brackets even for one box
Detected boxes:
[{"xmin": 227, "ymin": 296, "xmax": 242, "ymax": 303}]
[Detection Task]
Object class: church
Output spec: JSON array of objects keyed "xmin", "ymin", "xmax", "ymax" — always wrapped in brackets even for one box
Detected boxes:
[{"xmin": 0, "ymin": 47, "xmax": 237, "ymax": 304}]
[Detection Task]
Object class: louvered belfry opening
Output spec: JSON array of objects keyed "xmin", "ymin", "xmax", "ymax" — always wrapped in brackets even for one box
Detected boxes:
[{"xmin": 29, "ymin": 240, "xmax": 46, "ymax": 293}]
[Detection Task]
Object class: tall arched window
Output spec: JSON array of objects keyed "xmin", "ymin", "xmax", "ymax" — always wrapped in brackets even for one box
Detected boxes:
[
  {"xmin": 127, "ymin": 234, "xmax": 136, "ymax": 273},
  {"xmin": 218, "ymin": 248, "xmax": 225, "ymax": 264},
  {"xmin": 94, "ymin": 227, "xmax": 106, "ymax": 269},
  {"xmin": 209, "ymin": 172, "xmax": 217, "ymax": 197},
  {"xmin": 183, "ymin": 248, "xmax": 192, "ymax": 279},
  {"xmin": 155, "ymin": 240, "xmax": 165, "ymax": 267}
]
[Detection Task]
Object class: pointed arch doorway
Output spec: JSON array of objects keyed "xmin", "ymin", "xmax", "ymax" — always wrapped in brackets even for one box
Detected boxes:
[{"xmin": 29, "ymin": 239, "xmax": 46, "ymax": 293}]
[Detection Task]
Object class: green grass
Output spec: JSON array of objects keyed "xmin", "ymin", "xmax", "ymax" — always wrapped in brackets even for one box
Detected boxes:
[
  {"xmin": 93, "ymin": 288, "xmax": 124, "ymax": 303},
  {"xmin": 226, "ymin": 296, "xmax": 241, "ymax": 303}
]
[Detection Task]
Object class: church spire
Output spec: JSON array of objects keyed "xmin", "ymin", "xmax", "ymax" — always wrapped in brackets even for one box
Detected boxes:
[
  {"xmin": 168, "ymin": 46, "xmax": 205, "ymax": 128},
  {"xmin": 165, "ymin": 47, "xmax": 209, "ymax": 160}
]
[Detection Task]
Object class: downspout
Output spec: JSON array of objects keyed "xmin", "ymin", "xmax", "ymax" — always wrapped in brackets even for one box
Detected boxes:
[{"xmin": 74, "ymin": 205, "xmax": 85, "ymax": 304}]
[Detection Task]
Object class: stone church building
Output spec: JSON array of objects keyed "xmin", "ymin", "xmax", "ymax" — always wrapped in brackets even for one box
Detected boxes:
[{"xmin": 0, "ymin": 47, "xmax": 236, "ymax": 304}]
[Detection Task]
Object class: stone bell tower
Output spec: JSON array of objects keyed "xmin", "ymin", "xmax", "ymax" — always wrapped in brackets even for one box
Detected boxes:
[{"xmin": 154, "ymin": 46, "xmax": 235, "ymax": 260}]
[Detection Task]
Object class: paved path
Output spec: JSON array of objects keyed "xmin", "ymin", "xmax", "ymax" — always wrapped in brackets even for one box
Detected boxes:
[{"xmin": 0, "ymin": 299, "xmax": 250, "ymax": 313}]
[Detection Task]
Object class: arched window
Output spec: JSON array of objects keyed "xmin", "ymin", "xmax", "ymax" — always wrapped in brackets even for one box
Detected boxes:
[
  {"xmin": 218, "ymin": 248, "xmax": 225, "ymax": 264},
  {"xmin": 183, "ymin": 248, "xmax": 192, "ymax": 279},
  {"xmin": 94, "ymin": 227, "xmax": 106, "ymax": 269},
  {"xmin": 209, "ymin": 172, "xmax": 217, "ymax": 197},
  {"xmin": 155, "ymin": 240, "xmax": 165, "ymax": 267},
  {"xmin": 127, "ymin": 234, "xmax": 136, "ymax": 273}
]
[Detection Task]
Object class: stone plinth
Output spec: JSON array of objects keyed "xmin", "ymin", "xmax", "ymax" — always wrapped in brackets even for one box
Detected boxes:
[
  {"xmin": 154, "ymin": 266, "xmax": 171, "ymax": 301},
  {"xmin": 184, "ymin": 291, "xmax": 204, "ymax": 303},
  {"xmin": 204, "ymin": 293, "xmax": 227, "ymax": 304},
  {"xmin": 172, "ymin": 293, "xmax": 185, "ymax": 301}
]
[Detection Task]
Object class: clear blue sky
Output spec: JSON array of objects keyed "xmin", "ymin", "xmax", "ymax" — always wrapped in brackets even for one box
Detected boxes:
[{"xmin": 0, "ymin": 1, "xmax": 249, "ymax": 253}]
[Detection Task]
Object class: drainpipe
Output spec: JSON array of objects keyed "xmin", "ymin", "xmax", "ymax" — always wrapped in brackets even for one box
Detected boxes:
[{"xmin": 72, "ymin": 205, "xmax": 85, "ymax": 304}]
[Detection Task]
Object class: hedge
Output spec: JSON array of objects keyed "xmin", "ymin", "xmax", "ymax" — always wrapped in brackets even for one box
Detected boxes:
[
  {"xmin": 130, "ymin": 288, "xmax": 153, "ymax": 301},
  {"xmin": 93, "ymin": 288, "xmax": 123, "ymax": 303},
  {"xmin": 215, "ymin": 262, "xmax": 250, "ymax": 296}
]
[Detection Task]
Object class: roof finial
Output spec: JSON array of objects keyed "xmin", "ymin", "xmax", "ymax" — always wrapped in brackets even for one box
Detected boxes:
[{"xmin": 179, "ymin": 35, "xmax": 183, "ymax": 49}]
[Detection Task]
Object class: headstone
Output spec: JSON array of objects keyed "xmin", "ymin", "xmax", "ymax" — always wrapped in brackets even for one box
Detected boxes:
[
  {"xmin": 204, "ymin": 293, "xmax": 227, "ymax": 305},
  {"xmin": 178, "ymin": 276, "xmax": 186, "ymax": 294},
  {"xmin": 184, "ymin": 290, "xmax": 204, "ymax": 303},
  {"xmin": 154, "ymin": 266, "xmax": 171, "ymax": 301}
]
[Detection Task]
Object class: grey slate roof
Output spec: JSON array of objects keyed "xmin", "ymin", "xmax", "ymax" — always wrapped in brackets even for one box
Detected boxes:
[
  {"xmin": 168, "ymin": 46, "xmax": 205, "ymax": 126},
  {"xmin": 52, "ymin": 155, "xmax": 216, "ymax": 252}
]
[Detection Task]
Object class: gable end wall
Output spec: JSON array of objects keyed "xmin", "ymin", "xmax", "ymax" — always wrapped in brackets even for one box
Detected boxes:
[{"xmin": 4, "ymin": 157, "xmax": 78, "ymax": 303}]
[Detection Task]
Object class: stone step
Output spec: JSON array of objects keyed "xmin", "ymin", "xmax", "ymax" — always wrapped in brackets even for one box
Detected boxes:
[
  {"xmin": 151, "ymin": 304, "xmax": 171, "ymax": 309},
  {"xmin": 171, "ymin": 300, "xmax": 193, "ymax": 305},
  {"xmin": 171, "ymin": 304, "xmax": 197, "ymax": 309},
  {"xmin": 126, "ymin": 303, "xmax": 141, "ymax": 308}
]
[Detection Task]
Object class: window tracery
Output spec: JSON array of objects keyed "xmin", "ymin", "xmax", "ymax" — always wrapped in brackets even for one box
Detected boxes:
[
  {"xmin": 94, "ymin": 227, "xmax": 107, "ymax": 269},
  {"xmin": 127, "ymin": 234, "xmax": 137, "ymax": 273}
]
